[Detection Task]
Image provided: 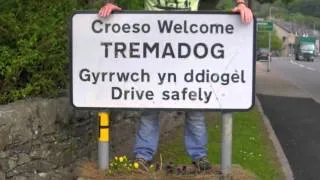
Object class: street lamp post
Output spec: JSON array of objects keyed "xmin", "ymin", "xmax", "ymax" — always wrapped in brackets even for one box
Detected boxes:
[
  {"xmin": 269, "ymin": 6, "xmax": 289, "ymax": 22},
  {"xmin": 267, "ymin": 6, "xmax": 277, "ymax": 72},
  {"xmin": 269, "ymin": 6, "xmax": 277, "ymax": 20}
]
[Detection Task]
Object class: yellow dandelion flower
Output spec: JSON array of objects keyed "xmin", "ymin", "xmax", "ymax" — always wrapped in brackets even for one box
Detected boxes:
[
  {"xmin": 114, "ymin": 157, "xmax": 118, "ymax": 160},
  {"xmin": 133, "ymin": 162, "xmax": 139, "ymax": 169},
  {"xmin": 119, "ymin": 157, "xmax": 124, "ymax": 162}
]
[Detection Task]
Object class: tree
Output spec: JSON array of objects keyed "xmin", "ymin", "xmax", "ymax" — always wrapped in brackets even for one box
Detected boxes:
[
  {"xmin": 288, "ymin": 0, "xmax": 320, "ymax": 18},
  {"xmin": 199, "ymin": 0, "xmax": 221, "ymax": 10}
]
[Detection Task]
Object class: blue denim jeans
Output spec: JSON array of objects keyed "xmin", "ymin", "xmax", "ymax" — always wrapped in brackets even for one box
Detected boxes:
[{"xmin": 133, "ymin": 111, "xmax": 208, "ymax": 161}]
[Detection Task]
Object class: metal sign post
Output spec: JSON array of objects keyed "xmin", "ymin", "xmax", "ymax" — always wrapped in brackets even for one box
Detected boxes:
[
  {"xmin": 98, "ymin": 112, "xmax": 110, "ymax": 170},
  {"xmin": 268, "ymin": 31, "xmax": 271, "ymax": 72},
  {"xmin": 257, "ymin": 21, "xmax": 273, "ymax": 72},
  {"xmin": 221, "ymin": 112, "xmax": 233, "ymax": 179},
  {"xmin": 220, "ymin": 2, "xmax": 252, "ymax": 178}
]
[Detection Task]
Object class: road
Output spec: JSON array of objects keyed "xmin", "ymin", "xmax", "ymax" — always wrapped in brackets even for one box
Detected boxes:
[{"xmin": 256, "ymin": 56, "xmax": 320, "ymax": 180}]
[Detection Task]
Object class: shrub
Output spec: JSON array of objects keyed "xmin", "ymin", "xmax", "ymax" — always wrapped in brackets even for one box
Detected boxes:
[
  {"xmin": 257, "ymin": 31, "xmax": 283, "ymax": 51},
  {"xmin": 0, "ymin": 0, "xmax": 143, "ymax": 104}
]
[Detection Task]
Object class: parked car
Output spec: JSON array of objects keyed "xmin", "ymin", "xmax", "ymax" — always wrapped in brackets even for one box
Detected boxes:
[{"xmin": 257, "ymin": 48, "xmax": 271, "ymax": 61}]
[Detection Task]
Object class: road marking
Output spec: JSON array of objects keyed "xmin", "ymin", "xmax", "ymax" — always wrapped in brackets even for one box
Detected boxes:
[
  {"xmin": 290, "ymin": 60, "xmax": 298, "ymax": 65},
  {"xmin": 306, "ymin": 67, "xmax": 316, "ymax": 71},
  {"xmin": 290, "ymin": 59, "xmax": 318, "ymax": 72}
]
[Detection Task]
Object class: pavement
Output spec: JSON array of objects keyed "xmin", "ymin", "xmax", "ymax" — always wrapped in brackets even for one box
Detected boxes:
[
  {"xmin": 256, "ymin": 61, "xmax": 311, "ymax": 98},
  {"xmin": 256, "ymin": 59, "xmax": 320, "ymax": 180}
]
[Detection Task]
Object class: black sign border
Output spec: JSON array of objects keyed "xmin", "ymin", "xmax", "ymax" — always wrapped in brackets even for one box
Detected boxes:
[{"xmin": 68, "ymin": 11, "xmax": 257, "ymax": 112}]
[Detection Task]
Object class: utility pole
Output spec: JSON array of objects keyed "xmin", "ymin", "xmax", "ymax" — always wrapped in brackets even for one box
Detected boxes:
[{"xmin": 221, "ymin": 113, "xmax": 233, "ymax": 179}]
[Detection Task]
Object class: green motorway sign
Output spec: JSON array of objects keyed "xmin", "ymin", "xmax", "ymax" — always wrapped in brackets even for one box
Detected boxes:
[{"xmin": 257, "ymin": 21, "xmax": 273, "ymax": 32}]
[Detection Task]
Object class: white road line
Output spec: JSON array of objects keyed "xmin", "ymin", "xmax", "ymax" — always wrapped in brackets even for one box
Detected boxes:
[
  {"xmin": 289, "ymin": 59, "xmax": 318, "ymax": 72},
  {"xmin": 290, "ymin": 60, "xmax": 298, "ymax": 65},
  {"xmin": 306, "ymin": 67, "xmax": 316, "ymax": 71}
]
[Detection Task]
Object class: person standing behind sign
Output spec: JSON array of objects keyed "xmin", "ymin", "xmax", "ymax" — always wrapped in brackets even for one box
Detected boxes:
[{"xmin": 99, "ymin": 0, "xmax": 253, "ymax": 171}]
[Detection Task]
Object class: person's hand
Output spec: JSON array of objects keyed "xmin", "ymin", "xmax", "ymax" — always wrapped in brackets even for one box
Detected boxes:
[
  {"xmin": 232, "ymin": 3, "xmax": 253, "ymax": 24},
  {"xmin": 99, "ymin": 3, "xmax": 122, "ymax": 17}
]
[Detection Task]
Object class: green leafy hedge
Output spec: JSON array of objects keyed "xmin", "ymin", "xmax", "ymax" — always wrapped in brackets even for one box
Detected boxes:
[
  {"xmin": 257, "ymin": 31, "xmax": 283, "ymax": 51},
  {"xmin": 0, "ymin": 0, "xmax": 143, "ymax": 104}
]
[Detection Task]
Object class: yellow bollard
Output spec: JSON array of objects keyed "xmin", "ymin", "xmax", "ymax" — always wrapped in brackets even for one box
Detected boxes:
[{"xmin": 99, "ymin": 112, "xmax": 109, "ymax": 142}]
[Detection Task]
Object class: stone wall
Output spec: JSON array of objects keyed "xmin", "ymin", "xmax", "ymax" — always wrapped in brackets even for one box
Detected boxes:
[{"xmin": 0, "ymin": 97, "xmax": 184, "ymax": 180}]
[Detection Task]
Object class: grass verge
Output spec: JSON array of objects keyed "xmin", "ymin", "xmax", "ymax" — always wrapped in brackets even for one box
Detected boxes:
[{"xmin": 155, "ymin": 106, "xmax": 284, "ymax": 180}]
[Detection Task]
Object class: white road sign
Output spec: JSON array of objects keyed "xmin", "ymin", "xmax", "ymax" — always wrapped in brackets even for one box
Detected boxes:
[{"xmin": 70, "ymin": 12, "xmax": 256, "ymax": 110}]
